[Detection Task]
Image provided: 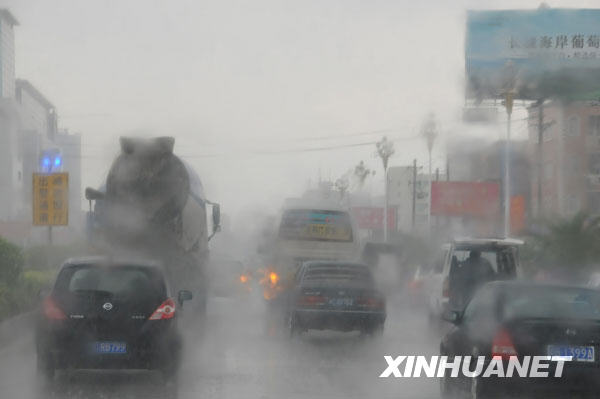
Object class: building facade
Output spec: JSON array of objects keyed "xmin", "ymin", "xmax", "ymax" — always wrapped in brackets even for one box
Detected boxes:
[
  {"xmin": 0, "ymin": 10, "xmax": 16, "ymax": 99},
  {"xmin": 0, "ymin": 8, "xmax": 82, "ymax": 243},
  {"xmin": 528, "ymin": 100, "xmax": 600, "ymax": 217}
]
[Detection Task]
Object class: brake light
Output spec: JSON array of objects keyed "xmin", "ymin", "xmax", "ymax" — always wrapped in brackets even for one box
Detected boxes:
[
  {"xmin": 298, "ymin": 295, "xmax": 327, "ymax": 306},
  {"xmin": 442, "ymin": 276, "xmax": 449, "ymax": 298},
  {"xmin": 43, "ymin": 296, "xmax": 66, "ymax": 320},
  {"xmin": 491, "ymin": 328, "xmax": 518, "ymax": 360},
  {"xmin": 357, "ymin": 297, "xmax": 384, "ymax": 309},
  {"xmin": 149, "ymin": 298, "xmax": 176, "ymax": 320},
  {"xmin": 409, "ymin": 280, "xmax": 423, "ymax": 290}
]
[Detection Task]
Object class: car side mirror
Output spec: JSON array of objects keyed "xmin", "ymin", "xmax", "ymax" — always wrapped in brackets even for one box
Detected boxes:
[
  {"xmin": 442, "ymin": 309, "xmax": 462, "ymax": 325},
  {"xmin": 212, "ymin": 204, "xmax": 221, "ymax": 232},
  {"xmin": 177, "ymin": 290, "xmax": 193, "ymax": 306},
  {"xmin": 85, "ymin": 187, "xmax": 105, "ymax": 201}
]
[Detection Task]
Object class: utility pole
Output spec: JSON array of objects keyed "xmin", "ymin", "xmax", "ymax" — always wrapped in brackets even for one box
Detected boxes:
[
  {"xmin": 412, "ymin": 159, "xmax": 417, "ymax": 231},
  {"xmin": 376, "ymin": 137, "xmax": 395, "ymax": 243}
]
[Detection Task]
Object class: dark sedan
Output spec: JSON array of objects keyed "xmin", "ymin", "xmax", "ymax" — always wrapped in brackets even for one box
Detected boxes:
[
  {"xmin": 286, "ymin": 261, "xmax": 386, "ymax": 336},
  {"xmin": 36, "ymin": 257, "xmax": 193, "ymax": 382},
  {"xmin": 440, "ymin": 281, "xmax": 600, "ymax": 398}
]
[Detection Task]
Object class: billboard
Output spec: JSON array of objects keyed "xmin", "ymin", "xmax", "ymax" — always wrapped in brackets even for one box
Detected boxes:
[
  {"xmin": 430, "ymin": 181, "xmax": 500, "ymax": 217},
  {"xmin": 351, "ymin": 207, "xmax": 396, "ymax": 230},
  {"xmin": 466, "ymin": 9, "xmax": 600, "ymax": 100}
]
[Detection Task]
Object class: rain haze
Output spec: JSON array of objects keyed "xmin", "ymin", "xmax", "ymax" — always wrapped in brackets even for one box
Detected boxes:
[
  {"xmin": 2, "ymin": 1, "xmax": 600, "ymax": 399},
  {"xmin": 5, "ymin": 0, "xmax": 592, "ymax": 214}
]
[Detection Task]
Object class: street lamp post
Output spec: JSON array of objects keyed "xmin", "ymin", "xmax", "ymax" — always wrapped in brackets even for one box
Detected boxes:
[
  {"xmin": 503, "ymin": 92, "xmax": 514, "ymax": 238},
  {"xmin": 376, "ymin": 137, "xmax": 395, "ymax": 243}
]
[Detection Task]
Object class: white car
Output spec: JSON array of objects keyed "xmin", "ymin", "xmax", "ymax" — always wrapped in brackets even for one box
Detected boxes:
[{"xmin": 425, "ymin": 238, "xmax": 524, "ymax": 322}]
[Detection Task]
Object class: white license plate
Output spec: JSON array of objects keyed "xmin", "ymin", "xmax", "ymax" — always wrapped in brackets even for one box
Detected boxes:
[
  {"xmin": 94, "ymin": 342, "xmax": 127, "ymax": 354},
  {"xmin": 547, "ymin": 345, "xmax": 594, "ymax": 362},
  {"xmin": 328, "ymin": 298, "xmax": 353, "ymax": 307}
]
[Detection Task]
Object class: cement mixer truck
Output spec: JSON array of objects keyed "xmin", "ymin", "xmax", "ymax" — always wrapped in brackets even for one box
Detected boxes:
[{"xmin": 85, "ymin": 137, "xmax": 221, "ymax": 314}]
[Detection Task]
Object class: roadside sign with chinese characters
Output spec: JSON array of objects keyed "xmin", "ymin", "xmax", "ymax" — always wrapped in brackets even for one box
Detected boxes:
[{"xmin": 33, "ymin": 173, "xmax": 69, "ymax": 226}]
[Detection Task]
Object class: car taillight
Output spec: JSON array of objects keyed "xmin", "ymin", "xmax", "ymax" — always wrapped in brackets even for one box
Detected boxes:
[
  {"xmin": 409, "ymin": 280, "xmax": 423, "ymax": 290},
  {"xmin": 269, "ymin": 272, "xmax": 279, "ymax": 286},
  {"xmin": 442, "ymin": 276, "xmax": 449, "ymax": 298},
  {"xmin": 43, "ymin": 296, "xmax": 66, "ymax": 320},
  {"xmin": 491, "ymin": 328, "xmax": 518, "ymax": 360},
  {"xmin": 357, "ymin": 297, "xmax": 384, "ymax": 309},
  {"xmin": 298, "ymin": 295, "xmax": 327, "ymax": 306},
  {"xmin": 149, "ymin": 298, "xmax": 176, "ymax": 320}
]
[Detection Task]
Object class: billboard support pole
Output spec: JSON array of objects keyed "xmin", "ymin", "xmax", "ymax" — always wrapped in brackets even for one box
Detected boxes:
[{"xmin": 504, "ymin": 92, "xmax": 514, "ymax": 238}]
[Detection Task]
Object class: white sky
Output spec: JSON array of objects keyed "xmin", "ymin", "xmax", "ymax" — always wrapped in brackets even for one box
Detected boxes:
[{"xmin": 2, "ymin": 0, "xmax": 599, "ymax": 219}]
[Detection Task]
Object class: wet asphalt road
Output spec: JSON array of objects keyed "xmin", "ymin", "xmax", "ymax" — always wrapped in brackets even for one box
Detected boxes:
[{"xmin": 0, "ymin": 292, "xmax": 443, "ymax": 399}]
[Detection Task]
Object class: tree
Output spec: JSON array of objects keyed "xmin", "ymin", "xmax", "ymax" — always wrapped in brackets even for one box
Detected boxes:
[
  {"xmin": 535, "ymin": 213, "xmax": 600, "ymax": 274},
  {"xmin": 334, "ymin": 175, "xmax": 350, "ymax": 201}
]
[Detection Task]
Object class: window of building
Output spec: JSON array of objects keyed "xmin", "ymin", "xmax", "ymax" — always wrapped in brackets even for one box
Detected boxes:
[
  {"xmin": 566, "ymin": 116, "xmax": 580, "ymax": 137},
  {"xmin": 588, "ymin": 192, "xmax": 600, "ymax": 215},
  {"xmin": 566, "ymin": 195, "xmax": 581, "ymax": 215},
  {"xmin": 544, "ymin": 162, "xmax": 554, "ymax": 181},
  {"xmin": 566, "ymin": 157, "xmax": 580, "ymax": 175},
  {"xmin": 589, "ymin": 115, "xmax": 600, "ymax": 136},
  {"xmin": 590, "ymin": 153, "xmax": 600, "ymax": 175},
  {"xmin": 543, "ymin": 126, "xmax": 553, "ymax": 142}
]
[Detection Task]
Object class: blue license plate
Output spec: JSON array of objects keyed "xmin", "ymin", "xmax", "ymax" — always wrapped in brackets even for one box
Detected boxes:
[
  {"xmin": 547, "ymin": 345, "xmax": 594, "ymax": 362},
  {"xmin": 328, "ymin": 298, "xmax": 353, "ymax": 307},
  {"xmin": 94, "ymin": 342, "xmax": 127, "ymax": 354}
]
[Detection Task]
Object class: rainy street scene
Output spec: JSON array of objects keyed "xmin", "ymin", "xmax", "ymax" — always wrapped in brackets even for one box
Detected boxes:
[{"xmin": 1, "ymin": 1, "xmax": 600, "ymax": 398}]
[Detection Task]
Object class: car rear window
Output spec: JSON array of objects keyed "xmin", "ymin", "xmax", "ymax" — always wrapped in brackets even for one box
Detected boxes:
[
  {"xmin": 303, "ymin": 264, "xmax": 373, "ymax": 284},
  {"xmin": 279, "ymin": 209, "xmax": 354, "ymax": 242},
  {"xmin": 451, "ymin": 246, "xmax": 517, "ymax": 276},
  {"xmin": 503, "ymin": 286, "xmax": 600, "ymax": 320},
  {"xmin": 57, "ymin": 265, "xmax": 166, "ymax": 300}
]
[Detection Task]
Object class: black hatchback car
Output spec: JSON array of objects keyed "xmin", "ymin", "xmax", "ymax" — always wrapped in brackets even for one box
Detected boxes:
[
  {"xmin": 286, "ymin": 261, "xmax": 386, "ymax": 336},
  {"xmin": 36, "ymin": 257, "xmax": 192, "ymax": 380},
  {"xmin": 440, "ymin": 281, "xmax": 600, "ymax": 398}
]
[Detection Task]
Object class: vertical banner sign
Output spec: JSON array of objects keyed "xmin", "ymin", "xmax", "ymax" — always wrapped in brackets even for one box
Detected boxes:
[
  {"xmin": 510, "ymin": 195, "xmax": 526, "ymax": 235},
  {"xmin": 33, "ymin": 173, "xmax": 69, "ymax": 226}
]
